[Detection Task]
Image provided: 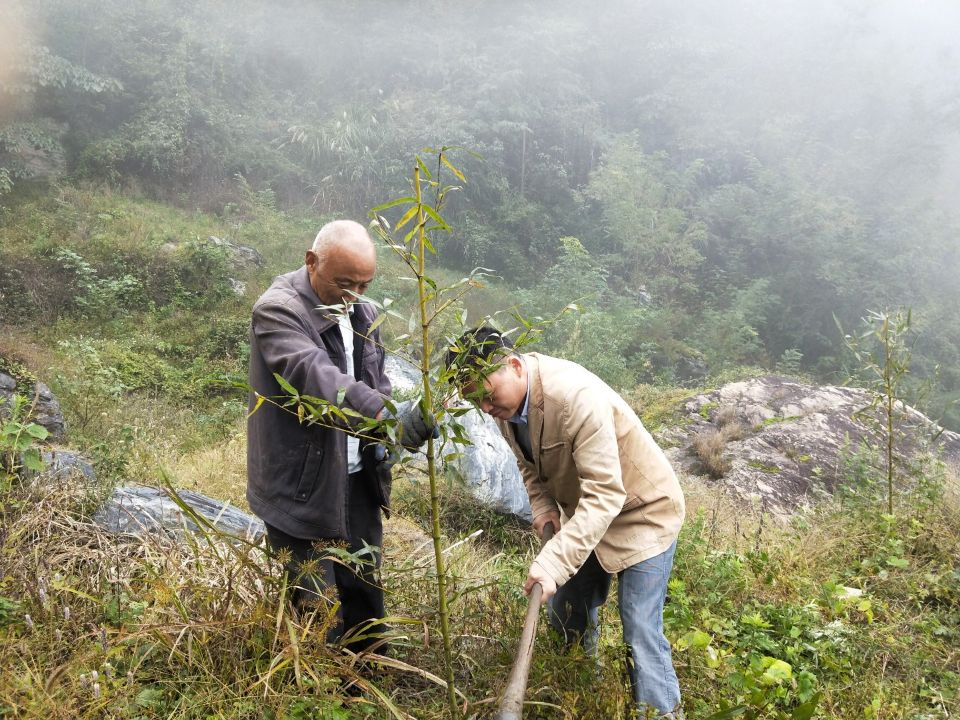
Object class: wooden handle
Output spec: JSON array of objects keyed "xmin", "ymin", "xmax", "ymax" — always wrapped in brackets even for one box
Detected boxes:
[{"xmin": 493, "ymin": 522, "xmax": 556, "ymax": 720}]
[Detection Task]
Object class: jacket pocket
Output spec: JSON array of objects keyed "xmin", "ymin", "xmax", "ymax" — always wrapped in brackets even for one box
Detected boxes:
[
  {"xmin": 538, "ymin": 442, "xmax": 571, "ymax": 482},
  {"xmin": 293, "ymin": 442, "xmax": 325, "ymax": 502}
]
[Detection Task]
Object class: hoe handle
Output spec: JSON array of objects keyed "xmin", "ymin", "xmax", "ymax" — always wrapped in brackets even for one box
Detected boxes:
[{"xmin": 493, "ymin": 522, "xmax": 556, "ymax": 720}]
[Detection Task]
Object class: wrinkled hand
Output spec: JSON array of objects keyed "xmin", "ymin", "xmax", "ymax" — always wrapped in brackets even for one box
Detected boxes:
[
  {"xmin": 523, "ymin": 561, "xmax": 557, "ymax": 604},
  {"xmin": 533, "ymin": 512, "xmax": 560, "ymax": 540},
  {"xmin": 381, "ymin": 399, "xmax": 438, "ymax": 451}
]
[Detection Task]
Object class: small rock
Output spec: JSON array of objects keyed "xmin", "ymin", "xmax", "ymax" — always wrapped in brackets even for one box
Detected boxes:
[
  {"xmin": 0, "ymin": 374, "xmax": 66, "ymax": 442},
  {"xmin": 40, "ymin": 448, "xmax": 95, "ymax": 482},
  {"xmin": 837, "ymin": 586, "xmax": 863, "ymax": 599}
]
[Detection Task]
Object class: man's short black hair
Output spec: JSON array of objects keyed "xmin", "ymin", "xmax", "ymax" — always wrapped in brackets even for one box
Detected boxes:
[{"xmin": 445, "ymin": 325, "xmax": 515, "ymax": 385}]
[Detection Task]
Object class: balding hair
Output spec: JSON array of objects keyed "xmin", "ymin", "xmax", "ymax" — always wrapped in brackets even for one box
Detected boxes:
[{"xmin": 311, "ymin": 220, "xmax": 374, "ymax": 263}]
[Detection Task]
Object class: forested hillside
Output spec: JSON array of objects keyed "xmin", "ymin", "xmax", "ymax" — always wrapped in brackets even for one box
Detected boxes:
[{"xmin": 3, "ymin": 0, "xmax": 959, "ymax": 425}]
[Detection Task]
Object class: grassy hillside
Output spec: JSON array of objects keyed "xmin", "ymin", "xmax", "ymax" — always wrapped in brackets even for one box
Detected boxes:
[{"xmin": 1, "ymin": 187, "xmax": 959, "ymax": 718}]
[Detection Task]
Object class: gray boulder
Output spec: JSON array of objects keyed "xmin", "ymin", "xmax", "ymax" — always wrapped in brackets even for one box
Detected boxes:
[
  {"xmin": 445, "ymin": 408, "xmax": 531, "ymax": 519},
  {"xmin": 94, "ymin": 486, "xmax": 265, "ymax": 543},
  {"xmin": 0, "ymin": 372, "xmax": 67, "ymax": 442},
  {"xmin": 384, "ymin": 354, "xmax": 530, "ymax": 519},
  {"xmin": 40, "ymin": 447, "xmax": 95, "ymax": 482},
  {"xmin": 207, "ymin": 236, "xmax": 264, "ymax": 270},
  {"xmin": 384, "ymin": 354, "xmax": 422, "ymax": 396},
  {"xmin": 663, "ymin": 376, "xmax": 960, "ymax": 516}
]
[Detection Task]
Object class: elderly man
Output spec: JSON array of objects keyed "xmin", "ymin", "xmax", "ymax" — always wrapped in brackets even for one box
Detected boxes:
[
  {"xmin": 448, "ymin": 326, "xmax": 686, "ymax": 718},
  {"xmin": 247, "ymin": 219, "xmax": 432, "ymax": 653}
]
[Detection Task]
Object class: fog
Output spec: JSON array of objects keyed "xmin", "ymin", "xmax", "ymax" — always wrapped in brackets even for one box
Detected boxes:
[
  {"xmin": 194, "ymin": 0, "xmax": 960, "ymax": 212},
  {"xmin": 3, "ymin": 0, "xmax": 960, "ymax": 416},
  {"xmin": 7, "ymin": 0, "xmax": 959, "ymax": 206}
]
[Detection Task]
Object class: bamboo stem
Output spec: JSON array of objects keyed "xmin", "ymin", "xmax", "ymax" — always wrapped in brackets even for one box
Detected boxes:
[{"xmin": 413, "ymin": 162, "xmax": 459, "ymax": 719}]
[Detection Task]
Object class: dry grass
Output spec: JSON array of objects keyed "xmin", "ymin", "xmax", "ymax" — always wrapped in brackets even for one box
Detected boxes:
[
  {"xmin": 5, "ymin": 454, "xmax": 960, "ymax": 719},
  {"xmin": 714, "ymin": 405, "xmax": 738, "ymax": 429},
  {"xmin": 0, "ymin": 477, "xmax": 392, "ymax": 718},
  {"xmin": 168, "ymin": 426, "xmax": 248, "ymax": 508},
  {"xmin": 0, "ymin": 466, "xmax": 582, "ymax": 719},
  {"xmin": 0, "ymin": 326, "xmax": 56, "ymax": 384},
  {"xmin": 692, "ymin": 429, "xmax": 730, "ymax": 479},
  {"xmin": 691, "ymin": 406, "xmax": 746, "ymax": 479},
  {"xmin": 945, "ymin": 464, "xmax": 960, "ymax": 509}
]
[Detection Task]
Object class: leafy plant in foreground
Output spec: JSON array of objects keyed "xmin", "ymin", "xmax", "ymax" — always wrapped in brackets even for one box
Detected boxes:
[{"xmin": 0, "ymin": 393, "xmax": 48, "ymax": 492}]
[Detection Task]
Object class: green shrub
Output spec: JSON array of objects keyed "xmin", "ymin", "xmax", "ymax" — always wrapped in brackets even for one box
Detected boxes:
[{"xmin": 0, "ymin": 394, "xmax": 49, "ymax": 492}]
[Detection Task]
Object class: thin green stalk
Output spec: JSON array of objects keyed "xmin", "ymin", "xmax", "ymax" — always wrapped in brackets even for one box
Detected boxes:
[
  {"xmin": 884, "ymin": 318, "xmax": 894, "ymax": 515},
  {"xmin": 413, "ymin": 162, "xmax": 459, "ymax": 719}
]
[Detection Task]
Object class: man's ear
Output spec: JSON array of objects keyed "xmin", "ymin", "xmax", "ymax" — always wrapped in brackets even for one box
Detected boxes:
[
  {"xmin": 304, "ymin": 249, "xmax": 315, "ymax": 268},
  {"xmin": 508, "ymin": 355, "xmax": 524, "ymax": 375}
]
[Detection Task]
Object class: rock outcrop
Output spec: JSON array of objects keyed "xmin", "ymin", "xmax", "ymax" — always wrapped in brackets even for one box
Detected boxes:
[
  {"xmin": 662, "ymin": 376, "xmax": 960, "ymax": 516},
  {"xmin": 23, "ymin": 354, "xmax": 955, "ymax": 531},
  {"xmin": 205, "ymin": 236, "xmax": 264, "ymax": 271}
]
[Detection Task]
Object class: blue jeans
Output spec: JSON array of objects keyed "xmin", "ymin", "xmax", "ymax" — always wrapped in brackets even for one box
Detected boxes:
[{"xmin": 548, "ymin": 541, "xmax": 681, "ymax": 717}]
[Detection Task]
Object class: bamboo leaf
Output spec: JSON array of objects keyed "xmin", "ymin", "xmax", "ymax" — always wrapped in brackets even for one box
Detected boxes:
[
  {"xmin": 395, "ymin": 203, "xmax": 420, "ymax": 231},
  {"xmin": 415, "ymin": 155, "xmax": 433, "ymax": 179},
  {"xmin": 247, "ymin": 394, "xmax": 266, "ymax": 419},
  {"xmin": 440, "ymin": 155, "xmax": 466, "ymax": 182},
  {"xmin": 420, "ymin": 204, "xmax": 450, "ymax": 230},
  {"xmin": 367, "ymin": 313, "xmax": 388, "ymax": 335},
  {"xmin": 369, "ymin": 197, "xmax": 417, "ymax": 214},
  {"xmin": 273, "ymin": 373, "xmax": 299, "ymax": 398}
]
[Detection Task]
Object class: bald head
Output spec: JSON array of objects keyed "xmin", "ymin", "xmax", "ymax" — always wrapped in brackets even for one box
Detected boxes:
[
  {"xmin": 305, "ymin": 220, "xmax": 377, "ymax": 308},
  {"xmin": 311, "ymin": 220, "xmax": 375, "ymax": 262}
]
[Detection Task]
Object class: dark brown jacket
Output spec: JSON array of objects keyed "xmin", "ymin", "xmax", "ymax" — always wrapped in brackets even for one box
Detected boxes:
[{"xmin": 246, "ymin": 267, "xmax": 389, "ymax": 539}]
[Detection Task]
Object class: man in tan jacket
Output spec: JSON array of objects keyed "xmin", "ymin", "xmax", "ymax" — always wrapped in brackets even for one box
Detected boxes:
[{"xmin": 448, "ymin": 326, "xmax": 685, "ymax": 718}]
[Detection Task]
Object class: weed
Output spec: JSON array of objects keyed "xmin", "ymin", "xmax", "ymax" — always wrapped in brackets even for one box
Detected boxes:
[
  {"xmin": 748, "ymin": 461, "xmax": 781, "ymax": 474},
  {"xmin": 0, "ymin": 393, "xmax": 49, "ymax": 491},
  {"xmin": 693, "ymin": 429, "xmax": 731, "ymax": 479},
  {"xmin": 692, "ymin": 408, "xmax": 744, "ymax": 479}
]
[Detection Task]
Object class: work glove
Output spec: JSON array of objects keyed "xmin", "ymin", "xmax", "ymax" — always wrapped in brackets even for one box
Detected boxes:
[
  {"xmin": 380, "ymin": 399, "xmax": 438, "ymax": 451},
  {"xmin": 362, "ymin": 443, "xmax": 396, "ymax": 517}
]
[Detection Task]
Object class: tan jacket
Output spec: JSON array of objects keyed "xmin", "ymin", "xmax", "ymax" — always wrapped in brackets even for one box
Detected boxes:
[{"xmin": 496, "ymin": 353, "xmax": 684, "ymax": 586}]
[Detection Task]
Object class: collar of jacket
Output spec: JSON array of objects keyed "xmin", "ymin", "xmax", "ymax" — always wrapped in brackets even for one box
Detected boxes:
[
  {"xmin": 502, "ymin": 353, "xmax": 546, "ymax": 468},
  {"xmin": 289, "ymin": 265, "xmax": 375, "ymax": 336},
  {"xmin": 526, "ymin": 353, "xmax": 545, "ymax": 449}
]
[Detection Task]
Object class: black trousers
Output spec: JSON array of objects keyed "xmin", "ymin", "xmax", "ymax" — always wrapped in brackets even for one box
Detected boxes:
[{"xmin": 265, "ymin": 470, "xmax": 387, "ymax": 653}]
